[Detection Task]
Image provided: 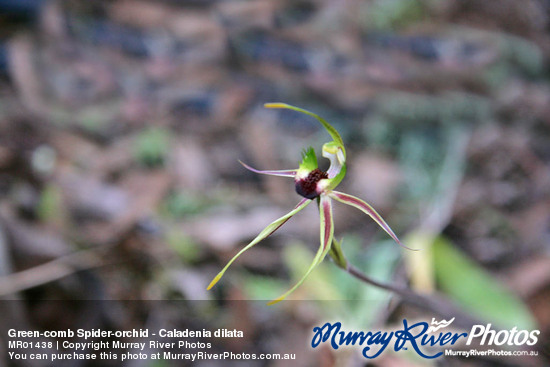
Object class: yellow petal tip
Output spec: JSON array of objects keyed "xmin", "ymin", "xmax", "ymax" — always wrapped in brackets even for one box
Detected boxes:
[
  {"xmin": 207, "ymin": 273, "xmax": 223, "ymax": 290},
  {"xmin": 266, "ymin": 296, "xmax": 285, "ymax": 306},
  {"xmin": 264, "ymin": 103, "xmax": 286, "ymax": 109}
]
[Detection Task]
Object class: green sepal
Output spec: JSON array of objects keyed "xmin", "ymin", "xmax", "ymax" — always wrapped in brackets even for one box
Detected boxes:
[
  {"xmin": 265, "ymin": 103, "xmax": 346, "ymax": 159},
  {"xmin": 207, "ymin": 198, "xmax": 312, "ymax": 291},
  {"xmin": 267, "ymin": 195, "xmax": 334, "ymax": 305}
]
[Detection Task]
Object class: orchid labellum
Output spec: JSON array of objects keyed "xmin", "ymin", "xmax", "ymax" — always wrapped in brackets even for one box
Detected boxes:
[{"xmin": 208, "ymin": 103, "xmax": 407, "ymax": 304}]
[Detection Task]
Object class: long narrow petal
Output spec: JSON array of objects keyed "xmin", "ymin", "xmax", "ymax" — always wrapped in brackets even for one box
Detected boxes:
[
  {"xmin": 330, "ymin": 191, "xmax": 415, "ymax": 250},
  {"xmin": 267, "ymin": 195, "xmax": 334, "ymax": 305},
  {"xmin": 207, "ymin": 198, "xmax": 311, "ymax": 290},
  {"xmin": 239, "ymin": 160, "xmax": 297, "ymax": 178}
]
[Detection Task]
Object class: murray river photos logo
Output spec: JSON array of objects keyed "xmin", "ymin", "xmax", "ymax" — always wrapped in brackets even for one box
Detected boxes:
[{"xmin": 311, "ymin": 318, "xmax": 540, "ymax": 359}]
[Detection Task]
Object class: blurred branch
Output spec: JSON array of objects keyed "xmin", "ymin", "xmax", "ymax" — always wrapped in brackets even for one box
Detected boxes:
[{"xmin": 0, "ymin": 249, "xmax": 106, "ymax": 297}]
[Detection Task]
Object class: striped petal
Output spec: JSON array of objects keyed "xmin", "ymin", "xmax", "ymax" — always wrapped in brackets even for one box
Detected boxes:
[
  {"xmin": 330, "ymin": 191, "xmax": 414, "ymax": 250},
  {"xmin": 267, "ymin": 195, "xmax": 334, "ymax": 305},
  {"xmin": 207, "ymin": 198, "xmax": 311, "ymax": 290},
  {"xmin": 239, "ymin": 160, "xmax": 297, "ymax": 178}
]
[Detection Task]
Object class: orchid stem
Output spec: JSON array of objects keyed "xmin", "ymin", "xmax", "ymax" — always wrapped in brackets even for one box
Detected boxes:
[{"xmin": 329, "ymin": 252, "xmax": 480, "ymax": 330}]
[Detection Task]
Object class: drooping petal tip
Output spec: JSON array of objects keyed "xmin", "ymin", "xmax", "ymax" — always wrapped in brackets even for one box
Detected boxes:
[
  {"xmin": 264, "ymin": 103, "xmax": 287, "ymax": 109},
  {"xmin": 207, "ymin": 273, "xmax": 223, "ymax": 290},
  {"xmin": 329, "ymin": 191, "xmax": 417, "ymax": 251},
  {"xmin": 266, "ymin": 296, "xmax": 285, "ymax": 306}
]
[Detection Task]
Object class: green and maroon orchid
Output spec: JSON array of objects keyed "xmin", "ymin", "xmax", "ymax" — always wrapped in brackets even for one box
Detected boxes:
[{"xmin": 208, "ymin": 103, "xmax": 407, "ymax": 304}]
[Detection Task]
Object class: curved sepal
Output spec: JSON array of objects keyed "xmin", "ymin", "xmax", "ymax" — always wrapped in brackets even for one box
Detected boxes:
[
  {"xmin": 329, "ymin": 191, "xmax": 415, "ymax": 250},
  {"xmin": 207, "ymin": 198, "xmax": 312, "ymax": 290},
  {"xmin": 264, "ymin": 103, "xmax": 346, "ymax": 159},
  {"xmin": 267, "ymin": 195, "xmax": 334, "ymax": 305}
]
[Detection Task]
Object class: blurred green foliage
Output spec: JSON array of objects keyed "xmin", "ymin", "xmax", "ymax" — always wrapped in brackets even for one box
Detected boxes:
[
  {"xmin": 500, "ymin": 34, "xmax": 544, "ymax": 77},
  {"xmin": 433, "ymin": 236, "xmax": 536, "ymax": 330},
  {"xmin": 162, "ymin": 191, "xmax": 212, "ymax": 218},
  {"xmin": 361, "ymin": 0, "xmax": 426, "ymax": 30},
  {"xmin": 165, "ymin": 228, "xmax": 201, "ymax": 264},
  {"xmin": 133, "ymin": 127, "xmax": 170, "ymax": 167},
  {"xmin": 38, "ymin": 184, "xmax": 63, "ymax": 223},
  {"xmin": 243, "ymin": 274, "xmax": 286, "ymax": 302}
]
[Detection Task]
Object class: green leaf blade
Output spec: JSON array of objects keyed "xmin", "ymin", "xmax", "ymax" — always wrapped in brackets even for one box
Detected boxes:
[{"xmin": 433, "ymin": 236, "xmax": 536, "ymax": 330}]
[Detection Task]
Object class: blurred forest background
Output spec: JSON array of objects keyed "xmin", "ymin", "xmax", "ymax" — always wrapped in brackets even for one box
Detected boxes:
[{"xmin": 0, "ymin": 0, "xmax": 549, "ymax": 366}]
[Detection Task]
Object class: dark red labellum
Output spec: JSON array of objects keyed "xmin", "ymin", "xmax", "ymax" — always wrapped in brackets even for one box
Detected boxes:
[{"xmin": 295, "ymin": 169, "xmax": 328, "ymax": 199}]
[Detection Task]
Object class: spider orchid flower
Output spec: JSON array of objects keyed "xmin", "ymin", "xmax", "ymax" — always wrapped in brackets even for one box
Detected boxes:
[{"xmin": 207, "ymin": 103, "xmax": 409, "ymax": 305}]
